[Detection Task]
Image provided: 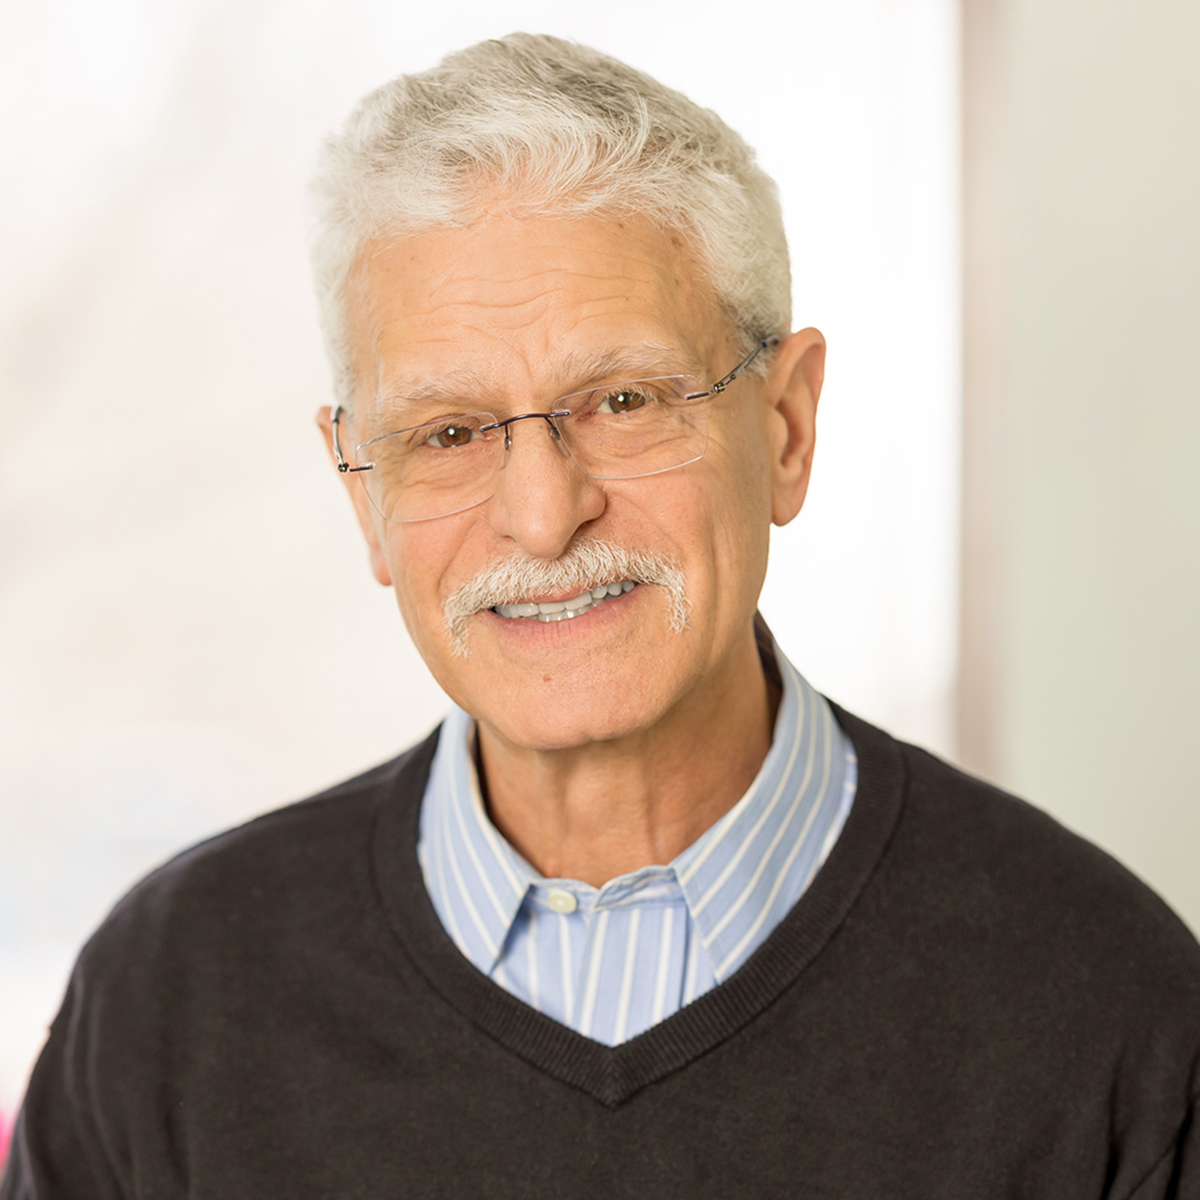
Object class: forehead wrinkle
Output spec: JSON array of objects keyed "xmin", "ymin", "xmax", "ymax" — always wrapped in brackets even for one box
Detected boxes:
[{"xmin": 413, "ymin": 276, "xmax": 638, "ymax": 326}]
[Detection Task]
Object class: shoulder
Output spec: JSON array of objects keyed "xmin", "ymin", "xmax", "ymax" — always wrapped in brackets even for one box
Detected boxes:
[
  {"xmin": 9, "ymin": 735, "xmax": 442, "ymax": 1191},
  {"xmin": 836, "ymin": 703, "xmax": 1200, "ymax": 1041},
  {"xmin": 837, "ymin": 704, "xmax": 1198, "ymax": 946},
  {"xmin": 909, "ymin": 733, "xmax": 1197, "ymax": 968},
  {"xmin": 823, "ymin": 707, "xmax": 1200, "ymax": 1198},
  {"xmin": 74, "ymin": 728, "xmax": 441, "ymax": 991}
]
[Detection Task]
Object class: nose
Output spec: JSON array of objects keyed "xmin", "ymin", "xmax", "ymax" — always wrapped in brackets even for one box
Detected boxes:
[{"xmin": 486, "ymin": 415, "xmax": 607, "ymax": 559}]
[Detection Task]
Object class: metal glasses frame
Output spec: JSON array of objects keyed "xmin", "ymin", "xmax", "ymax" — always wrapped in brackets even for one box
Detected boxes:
[{"xmin": 330, "ymin": 335, "xmax": 780, "ymax": 475}]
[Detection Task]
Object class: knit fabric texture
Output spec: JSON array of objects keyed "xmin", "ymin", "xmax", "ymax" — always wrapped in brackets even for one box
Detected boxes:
[{"xmin": 4, "ymin": 706, "xmax": 1199, "ymax": 1199}]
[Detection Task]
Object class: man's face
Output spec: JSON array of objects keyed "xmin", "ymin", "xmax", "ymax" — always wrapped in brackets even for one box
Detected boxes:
[{"xmin": 329, "ymin": 210, "xmax": 810, "ymax": 753}]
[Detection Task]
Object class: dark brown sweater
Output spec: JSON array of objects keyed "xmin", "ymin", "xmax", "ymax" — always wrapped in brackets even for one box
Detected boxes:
[{"xmin": 4, "ymin": 707, "xmax": 1199, "ymax": 1198}]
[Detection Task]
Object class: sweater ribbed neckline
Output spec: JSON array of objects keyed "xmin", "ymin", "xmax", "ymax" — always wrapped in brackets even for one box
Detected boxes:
[{"xmin": 368, "ymin": 704, "xmax": 907, "ymax": 1107}]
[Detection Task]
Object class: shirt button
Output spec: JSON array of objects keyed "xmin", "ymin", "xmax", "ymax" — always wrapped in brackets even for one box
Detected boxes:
[{"xmin": 546, "ymin": 888, "xmax": 578, "ymax": 914}]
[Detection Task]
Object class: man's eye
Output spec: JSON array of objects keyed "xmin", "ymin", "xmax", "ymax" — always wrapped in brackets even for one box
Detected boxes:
[
  {"xmin": 424, "ymin": 422, "xmax": 477, "ymax": 449},
  {"xmin": 596, "ymin": 387, "xmax": 650, "ymax": 415}
]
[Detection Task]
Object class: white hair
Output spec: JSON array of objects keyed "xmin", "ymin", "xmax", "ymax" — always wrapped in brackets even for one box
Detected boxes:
[{"xmin": 309, "ymin": 33, "xmax": 792, "ymax": 406}]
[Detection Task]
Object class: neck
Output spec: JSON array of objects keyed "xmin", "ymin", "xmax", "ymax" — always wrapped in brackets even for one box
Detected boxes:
[{"xmin": 475, "ymin": 626, "xmax": 779, "ymax": 887}]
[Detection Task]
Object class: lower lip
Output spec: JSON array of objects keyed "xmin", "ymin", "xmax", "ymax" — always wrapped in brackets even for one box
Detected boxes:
[{"xmin": 478, "ymin": 584, "xmax": 640, "ymax": 642}]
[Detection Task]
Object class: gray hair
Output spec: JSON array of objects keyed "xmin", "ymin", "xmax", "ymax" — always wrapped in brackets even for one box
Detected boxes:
[{"xmin": 310, "ymin": 33, "xmax": 792, "ymax": 406}]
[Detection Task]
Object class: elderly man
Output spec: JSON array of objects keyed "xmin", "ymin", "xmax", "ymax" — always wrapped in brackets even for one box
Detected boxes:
[{"xmin": 4, "ymin": 34, "xmax": 1198, "ymax": 1200}]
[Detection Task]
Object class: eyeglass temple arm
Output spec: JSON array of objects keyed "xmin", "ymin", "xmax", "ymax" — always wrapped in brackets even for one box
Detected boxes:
[
  {"xmin": 331, "ymin": 405, "xmax": 372, "ymax": 473},
  {"xmin": 703, "ymin": 335, "xmax": 781, "ymax": 396}
]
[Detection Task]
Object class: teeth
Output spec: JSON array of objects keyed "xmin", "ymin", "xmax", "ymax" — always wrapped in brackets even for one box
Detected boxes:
[{"xmin": 493, "ymin": 581, "xmax": 638, "ymax": 622}]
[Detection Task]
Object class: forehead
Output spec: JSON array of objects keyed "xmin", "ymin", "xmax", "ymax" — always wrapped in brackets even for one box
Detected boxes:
[{"xmin": 344, "ymin": 211, "xmax": 729, "ymax": 408}]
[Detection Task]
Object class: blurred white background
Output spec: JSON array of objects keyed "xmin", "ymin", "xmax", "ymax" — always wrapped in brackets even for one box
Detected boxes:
[
  {"xmin": 0, "ymin": 0, "xmax": 960, "ymax": 1115},
  {"xmin": 4, "ymin": 0, "xmax": 1197, "ymax": 1132}
]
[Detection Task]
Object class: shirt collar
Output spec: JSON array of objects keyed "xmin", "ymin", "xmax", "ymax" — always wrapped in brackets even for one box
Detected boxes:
[
  {"xmin": 418, "ymin": 634, "xmax": 846, "ymax": 979},
  {"xmin": 418, "ymin": 703, "xmax": 529, "ymax": 968},
  {"xmin": 673, "ymin": 648, "xmax": 842, "ymax": 978}
]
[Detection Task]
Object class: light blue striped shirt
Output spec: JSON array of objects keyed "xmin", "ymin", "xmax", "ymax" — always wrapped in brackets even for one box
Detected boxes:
[{"xmin": 417, "ymin": 644, "xmax": 856, "ymax": 1046}]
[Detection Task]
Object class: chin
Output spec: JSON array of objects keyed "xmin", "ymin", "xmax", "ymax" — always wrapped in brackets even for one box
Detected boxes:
[{"xmin": 475, "ymin": 684, "xmax": 677, "ymax": 752}]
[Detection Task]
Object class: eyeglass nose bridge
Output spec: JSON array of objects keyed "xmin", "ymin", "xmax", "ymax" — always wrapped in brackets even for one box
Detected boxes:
[{"xmin": 479, "ymin": 409, "xmax": 572, "ymax": 453}]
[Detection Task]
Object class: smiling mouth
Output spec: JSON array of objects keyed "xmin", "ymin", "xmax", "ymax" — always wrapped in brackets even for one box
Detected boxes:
[{"xmin": 492, "ymin": 581, "xmax": 638, "ymax": 622}]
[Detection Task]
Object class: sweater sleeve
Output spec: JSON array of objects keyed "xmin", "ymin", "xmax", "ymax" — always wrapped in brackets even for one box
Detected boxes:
[{"xmin": 0, "ymin": 972, "xmax": 128, "ymax": 1200}]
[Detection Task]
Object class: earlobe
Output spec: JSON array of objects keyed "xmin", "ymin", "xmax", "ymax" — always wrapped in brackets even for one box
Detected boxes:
[
  {"xmin": 316, "ymin": 406, "xmax": 393, "ymax": 587},
  {"xmin": 766, "ymin": 328, "xmax": 825, "ymax": 527},
  {"xmin": 366, "ymin": 539, "xmax": 393, "ymax": 588}
]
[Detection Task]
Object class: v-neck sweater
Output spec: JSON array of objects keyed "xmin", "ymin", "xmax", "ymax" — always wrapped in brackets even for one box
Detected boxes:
[{"xmin": 5, "ymin": 707, "xmax": 1200, "ymax": 1199}]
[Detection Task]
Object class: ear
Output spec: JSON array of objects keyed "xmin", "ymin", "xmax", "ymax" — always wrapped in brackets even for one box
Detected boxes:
[
  {"xmin": 316, "ymin": 406, "xmax": 393, "ymax": 587},
  {"xmin": 764, "ymin": 328, "xmax": 825, "ymax": 527}
]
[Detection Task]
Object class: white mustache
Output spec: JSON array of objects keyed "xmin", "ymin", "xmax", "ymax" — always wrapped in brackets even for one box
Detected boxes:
[{"xmin": 442, "ymin": 538, "xmax": 689, "ymax": 655}]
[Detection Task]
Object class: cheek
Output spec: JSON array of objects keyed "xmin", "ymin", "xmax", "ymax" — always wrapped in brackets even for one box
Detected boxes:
[
  {"xmin": 696, "ymin": 428, "xmax": 774, "ymax": 596},
  {"xmin": 701, "ymin": 417, "xmax": 775, "ymax": 530},
  {"xmin": 642, "ymin": 468, "xmax": 769, "ymax": 617},
  {"xmin": 383, "ymin": 507, "xmax": 500, "ymax": 651},
  {"xmin": 382, "ymin": 526, "xmax": 456, "ymax": 651}
]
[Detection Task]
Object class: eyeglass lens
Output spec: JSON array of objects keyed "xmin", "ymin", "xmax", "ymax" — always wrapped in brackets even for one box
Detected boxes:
[{"xmin": 352, "ymin": 375, "xmax": 709, "ymax": 522}]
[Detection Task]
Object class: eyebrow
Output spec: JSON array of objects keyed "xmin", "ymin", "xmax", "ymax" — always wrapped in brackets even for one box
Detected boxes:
[
  {"xmin": 554, "ymin": 344, "xmax": 707, "ymax": 388},
  {"xmin": 374, "ymin": 369, "xmax": 494, "ymax": 418},
  {"xmin": 372, "ymin": 343, "xmax": 706, "ymax": 423}
]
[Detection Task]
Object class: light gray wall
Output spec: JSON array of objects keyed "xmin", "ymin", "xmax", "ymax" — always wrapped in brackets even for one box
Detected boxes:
[{"xmin": 968, "ymin": 0, "xmax": 1200, "ymax": 932}]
